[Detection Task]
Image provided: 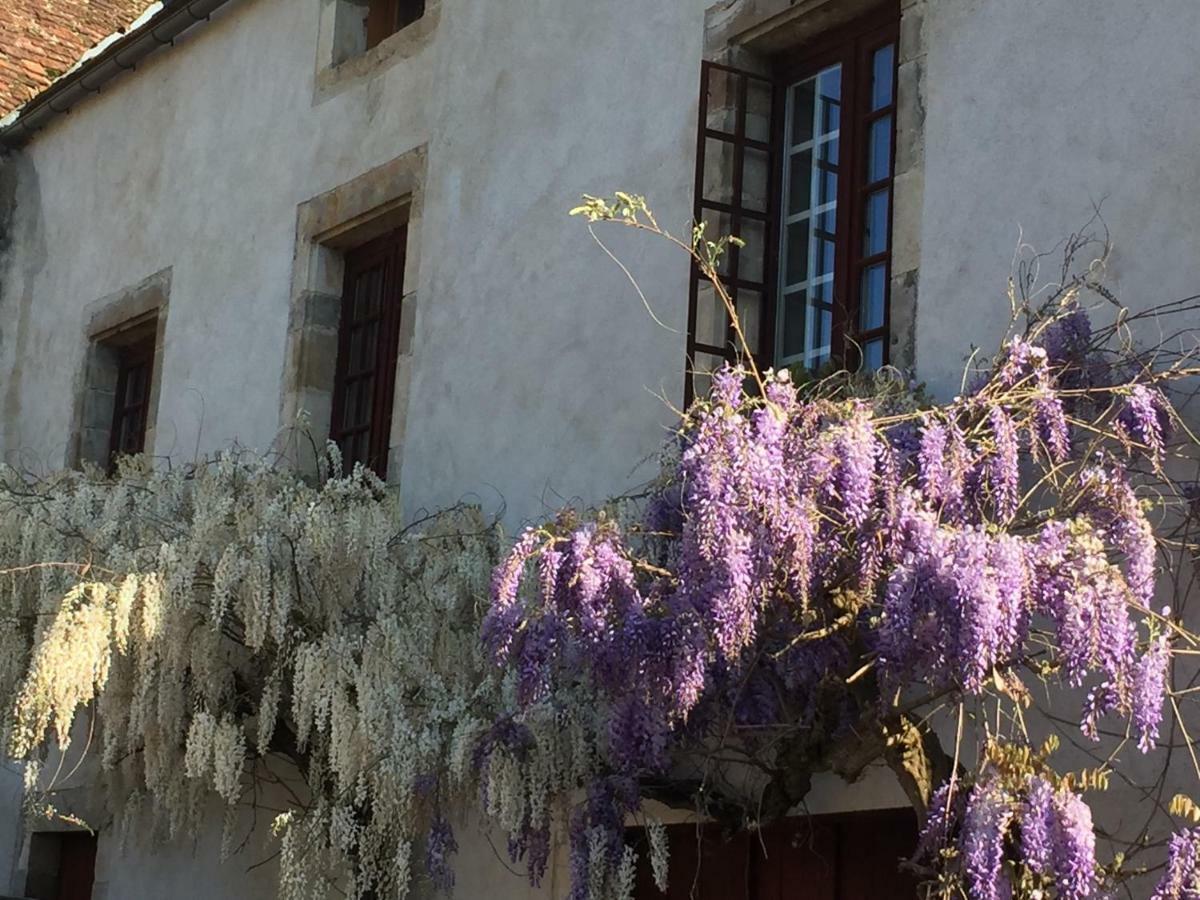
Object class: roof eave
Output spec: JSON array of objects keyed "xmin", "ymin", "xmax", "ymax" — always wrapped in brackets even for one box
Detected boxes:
[{"xmin": 0, "ymin": 0, "xmax": 237, "ymax": 149}]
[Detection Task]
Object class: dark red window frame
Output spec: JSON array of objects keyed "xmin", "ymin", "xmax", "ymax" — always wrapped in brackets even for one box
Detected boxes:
[
  {"xmin": 686, "ymin": 4, "xmax": 900, "ymax": 404},
  {"xmin": 329, "ymin": 226, "xmax": 407, "ymax": 478},
  {"xmin": 107, "ymin": 333, "xmax": 155, "ymax": 467},
  {"xmin": 365, "ymin": 0, "xmax": 426, "ymax": 49},
  {"xmin": 687, "ymin": 62, "xmax": 778, "ymax": 407}
]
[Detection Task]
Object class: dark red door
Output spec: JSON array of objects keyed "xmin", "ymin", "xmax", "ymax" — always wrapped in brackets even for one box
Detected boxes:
[
  {"xmin": 55, "ymin": 833, "xmax": 97, "ymax": 900},
  {"xmin": 635, "ymin": 808, "xmax": 916, "ymax": 900}
]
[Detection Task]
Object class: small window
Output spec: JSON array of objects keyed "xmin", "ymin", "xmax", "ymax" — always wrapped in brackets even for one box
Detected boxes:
[
  {"xmin": 25, "ymin": 831, "xmax": 98, "ymax": 900},
  {"xmin": 366, "ymin": 0, "xmax": 426, "ymax": 49},
  {"xmin": 108, "ymin": 336, "xmax": 155, "ymax": 463},
  {"xmin": 329, "ymin": 226, "xmax": 407, "ymax": 477},
  {"xmin": 687, "ymin": 5, "xmax": 899, "ymax": 401},
  {"xmin": 75, "ymin": 313, "xmax": 160, "ymax": 472}
]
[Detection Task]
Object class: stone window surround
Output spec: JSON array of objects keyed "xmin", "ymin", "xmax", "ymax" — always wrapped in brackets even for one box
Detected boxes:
[
  {"xmin": 67, "ymin": 268, "xmax": 170, "ymax": 470},
  {"xmin": 313, "ymin": 0, "xmax": 441, "ymax": 103},
  {"xmin": 703, "ymin": 0, "xmax": 926, "ymax": 371},
  {"xmin": 278, "ymin": 146, "xmax": 425, "ymax": 484}
]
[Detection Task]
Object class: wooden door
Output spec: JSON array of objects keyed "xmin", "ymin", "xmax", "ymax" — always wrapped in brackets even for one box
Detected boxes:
[{"xmin": 635, "ymin": 809, "xmax": 916, "ymax": 900}]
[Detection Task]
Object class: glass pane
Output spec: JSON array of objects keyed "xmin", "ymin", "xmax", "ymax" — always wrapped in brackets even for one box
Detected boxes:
[
  {"xmin": 812, "ymin": 277, "xmax": 834, "ymax": 309},
  {"xmin": 746, "ymin": 77, "xmax": 772, "ymax": 143},
  {"xmin": 863, "ymin": 189, "xmax": 890, "ymax": 256},
  {"xmin": 860, "ymin": 263, "xmax": 887, "ymax": 331},
  {"xmin": 691, "ymin": 351, "xmax": 728, "ymax": 401},
  {"xmin": 705, "ymin": 69, "xmax": 741, "ymax": 134},
  {"xmin": 124, "ymin": 365, "xmax": 145, "ymax": 405},
  {"xmin": 694, "ymin": 279, "xmax": 728, "ymax": 348},
  {"xmin": 790, "ymin": 81, "xmax": 814, "ymax": 145},
  {"xmin": 780, "ymin": 289, "xmax": 808, "ymax": 362},
  {"xmin": 742, "ymin": 146, "xmax": 769, "ymax": 213},
  {"xmin": 360, "ymin": 328, "xmax": 377, "ymax": 371},
  {"xmin": 360, "ymin": 375, "xmax": 375, "ymax": 426},
  {"xmin": 340, "ymin": 381, "xmax": 357, "ymax": 430},
  {"xmin": 736, "ymin": 290, "xmax": 763, "ymax": 356},
  {"xmin": 816, "ymin": 159, "xmax": 838, "ymax": 208},
  {"xmin": 702, "ymin": 137, "xmax": 736, "ymax": 205},
  {"xmin": 862, "ymin": 338, "xmax": 885, "ymax": 371},
  {"xmin": 700, "ymin": 207, "xmax": 733, "ymax": 276},
  {"xmin": 779, "ymin": 62, "xmax": 849, "ymax": 372},
  {"xmin": 738, "ymin": 219, "xmax": 766, "ymax": 284},
  {"xmin": 790, "ymin": 65, "xmax": 841, "ymax": 146},
  {"xmin": 871, "ymin": 44, "xmax": 895, "ymax": 110},
  {"xmin": 817, "ymin": 67, "xmax": 841, "ymax": 134},
  {"xmin": 814, "ymin": 202, "xmax": 837, "ymax": 235},
  {"xmin": 867, "ymin": 116, "xmax": 892, "ymax": 184},
  {"xmin": 785, "ymin": 220, "xmax": 810, "ymax": 287},
  {"xmin": 788, "ymin": 149, "xmax": 813, "ymax": 214},
  {"xmin": 815, "ymin": 307, "xmax": 833, "ymax": 365}
]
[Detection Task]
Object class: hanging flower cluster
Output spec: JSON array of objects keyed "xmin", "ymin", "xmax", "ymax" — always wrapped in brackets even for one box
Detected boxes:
[
  {"xmin": 0, "ymin": 453, "xmax": 508, "ymax": 899},
  {"xmin": 915, "ymin": 741, "xmax": 1103, "ymax": 900}
]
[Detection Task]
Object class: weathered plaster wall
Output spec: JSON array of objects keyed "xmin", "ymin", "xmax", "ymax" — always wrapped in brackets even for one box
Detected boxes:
[
  {"xmin": 914, "ymin": 0, "xmax": 1200, "ymax": 397},
  {"xmin": 3, "ymin": 0, "xmax": 1200, "ymax": 895},
  {"xmin": 0, "ymin": 0, "xmax": 704, "ymax": 515}
]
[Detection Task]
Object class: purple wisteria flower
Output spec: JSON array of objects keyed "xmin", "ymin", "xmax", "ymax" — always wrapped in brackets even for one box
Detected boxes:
[
  {"xmin": 1040, "ymin": 302, "xmax": 1093, "ymax": 368},
  {"xmin": 1050, "ymin": 788, "xmax": 1096, "ymax": 899},
  {"xmin": 1133, "ymin": 635, "xmax": 1171, "ymax": 752},
  {"xmin": 1151, "ymin": 828, "xmax": 1200, "ymax": 900},
  {"xmin": 987, "ymin": 407, "xmax": 1020, "ymax": 520},
  {"xmin": 1117, "ymin": 384, "xmax": 1170, "ymax": 461},
  {"xmin": 1147, "ymin": 830, "xmax": 1200, "ymax": 900},
  {"xmin": 1021, "ymin": 776, "xmax": 1055, "ymax": 875},
  {"xmin": 962, "ymin": 780, "xmax": 1014, "ymax": 900}
]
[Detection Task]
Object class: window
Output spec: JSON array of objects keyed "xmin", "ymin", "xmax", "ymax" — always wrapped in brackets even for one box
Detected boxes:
[
  {"xmin": 24, "ymin": 831, "xmax": 97, "ymax": 900},
  {"xmin": 108, "ymin": 334, "xmax": 155, "ymax": 463},
  {"xmin": 687, "ymin": 6, "xmax": 899, "ymax": 401},
  {"xmin": 366, "ymin": 0, "xmax": 425, "ymax": 49},
  {"xmin": 71, "ymin": 270, "xmax": 168, "ymax": 471},
  {"xmin": 632, "ymin": 809, "xmax": 916, "ymax": 900},
  {"xmin": 329, "ymin": 226, "xmax": 408, "ymax": 477},
  {"xmin": 74, "ymin": 313, "xmax": 160, "ymax": 471}
]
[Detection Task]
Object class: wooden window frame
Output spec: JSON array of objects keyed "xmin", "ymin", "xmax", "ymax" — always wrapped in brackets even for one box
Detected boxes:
[
  {"xmin": 106, "ymin": 329, "xmax": 156, "ymax": 468},
  {"xmin": 687, "ymin": 62, "xmax": 778, "ymax": 407},
  {"xmin": 686, "ymin": 4, "xmax": 899, "ymax": 403},
  {"xmin": 328, "ymin": 225, "xmax": 408, "ymax": 478},
  {"xmin": 774, "ymin": 10, "xmax": 900, "ymax": 373},
  {"xmin": 366, "ymin": 0, "xmax": 426, "ymax": 49}
]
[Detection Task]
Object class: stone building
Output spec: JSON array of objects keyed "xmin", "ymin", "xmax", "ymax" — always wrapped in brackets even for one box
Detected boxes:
[{"xmin": 0, "ymin": 0, "xmax": 1198, "ymax": 896}]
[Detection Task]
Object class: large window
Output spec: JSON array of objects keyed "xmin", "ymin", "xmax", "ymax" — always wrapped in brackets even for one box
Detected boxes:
[
  {"xmin": 687, "ymin": 6, "xmax": 899, "ymax": 401},
  {"xmin": 329, "ymin": 226, "xmax": 408, "ymax": 478}
]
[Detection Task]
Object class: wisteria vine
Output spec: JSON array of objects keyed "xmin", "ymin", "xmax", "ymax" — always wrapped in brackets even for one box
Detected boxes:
[{"xmin": 478, "ymin": 194, "xmax": 1200, "ymax": 900}]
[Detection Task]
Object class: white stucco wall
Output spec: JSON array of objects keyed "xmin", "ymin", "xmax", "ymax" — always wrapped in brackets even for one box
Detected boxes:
[
  {"xmin": 3, "ymin": 0, "xmax": 1200, "ymax": 895},
  {"xmin": 914, "ymin": 0, "xmax": 1200, "ymax": 397}
]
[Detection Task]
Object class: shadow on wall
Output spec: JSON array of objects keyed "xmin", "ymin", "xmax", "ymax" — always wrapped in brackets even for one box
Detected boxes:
[{"xmin": 0, "ymin": 150, "xmax": 47, "ymax": 454}]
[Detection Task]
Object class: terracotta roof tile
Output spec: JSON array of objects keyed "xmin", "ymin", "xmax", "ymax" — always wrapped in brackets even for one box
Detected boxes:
[{"xmin": 0, "ymin": 0, "xmax": 153, "ymax": 117}]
